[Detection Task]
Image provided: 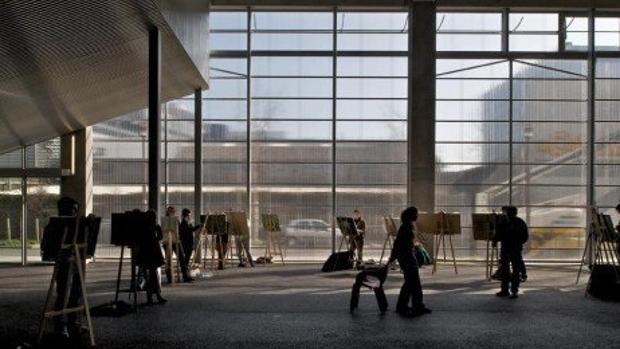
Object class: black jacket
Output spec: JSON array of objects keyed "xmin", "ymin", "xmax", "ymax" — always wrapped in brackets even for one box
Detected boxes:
[
  {"xmin": 180, "ymin": 220, "xmax": 201, "ymax": 245},
  {"xmin": 494, "ymin": 216, "xmax": 529, "ymax": 252},
  {"xmin": 136, "ymin": 225, "xmax": 164, "ymax": 268},
  {"xmin": 389, "ymin": 223, "xmax": 416, "ymax": 266}
]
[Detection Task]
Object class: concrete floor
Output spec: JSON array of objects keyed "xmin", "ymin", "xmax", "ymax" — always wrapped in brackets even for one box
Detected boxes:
[{"xmin": 0, "ymin": 262, "xmax": 618, "ymax": 349}]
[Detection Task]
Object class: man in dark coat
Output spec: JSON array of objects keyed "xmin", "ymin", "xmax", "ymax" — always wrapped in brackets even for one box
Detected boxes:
[
  {"xmin": 494, "ymin": 206, "xmax": 529, "ymax": 298},
  {"xmin": 388, "ymin": 206, "xmax": 432, "ymax": 317},
  {"xmin": 180, "ymin": 208, "xmax": 201, "ymax": 282},
  {"xmin": 138, "ymin": 210, "xmax": 167, "ymax": 304}
]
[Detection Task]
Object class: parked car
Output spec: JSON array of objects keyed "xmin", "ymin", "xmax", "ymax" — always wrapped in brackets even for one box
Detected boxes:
[{"xmin": 284, "ymin": 219, "xmax": 341, "ymax": 248}]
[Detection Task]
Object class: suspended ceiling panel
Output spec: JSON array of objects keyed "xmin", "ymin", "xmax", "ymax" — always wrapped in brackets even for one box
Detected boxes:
[{"xmin": 0, "ymin": 0, "xmax": 208, "ymax": 153}]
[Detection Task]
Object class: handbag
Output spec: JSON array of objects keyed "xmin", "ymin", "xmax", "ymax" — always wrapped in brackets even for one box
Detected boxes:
[{"xmin": 414, "ymin": 245, "xmax": 432, "ymax": 266}]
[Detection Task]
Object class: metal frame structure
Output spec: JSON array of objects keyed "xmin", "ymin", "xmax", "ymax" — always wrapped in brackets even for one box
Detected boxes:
[
  {"xmin": 201, "ymin": 5, "xmax": 620, "ymax": 259},
  {"xmin": 6, "ymin": 4, "xmax": 620, "ymax": 263},
  {"xmin": 205, "ymin": 8, "xmax": 410, "ymax": 257}
]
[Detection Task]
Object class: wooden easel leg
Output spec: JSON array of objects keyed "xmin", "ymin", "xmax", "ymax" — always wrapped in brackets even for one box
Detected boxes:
[
  {"xmin": 61, "ymin": 262, "xmax": 73, "ymax": 316},
  {"xmin": 130, "ymin": 253, "xmax": 138, "ymax": 311},
  {"xmin": 274, "ymin": 234, "xmax": 285, "ymax": 265},
  {"xmin": 449, "ymin": 235, "xmax": 458, "ymax": 274},
  {"xmin": 442, "ymin": 234, "xmax": 447, "ymax": 261},
  {"xmin": 490, "ymin": 245, "xmax": 497, "ymax": 280},
  {"xmin": 210, "ymin": 236, "xmax": 216, "ymax": 272},
  {"xmin": 202, "ymin": 235, "xmax": 207, "ymax": 268},
  {"xmin": 38, "ymin": 262, "xmax": 60, "ymax": 344},
  {"xmin": 175, "ymin": 243, "xmax": 182, "ymax": 283},
  {"xmin": 230, "ymin": 236, "xmax": 237, "ymax": 267},
  {"xmin": 74, "ymin": 247, "xmax": 95, "ymax": 347},
  {"xmin": 166, "ymin": 236, "xmax": 174, "ymax": 285},
  {"xmin": 485, "ymin": 240, "xmax": 490, "ymax": 280},
  {"xmin": 114, "ymin": 246, "xmax": 124, "ymax": 304},
  {"xmin": 379, "ymin": 236, "xmax": 389, "ymax": 264},
  {"xmin": 218, "ymin": 240, "xmax": 225, "ymax": 269},
  {"xmin": 432, "ymin": 235, "xmax": 440, "ymax": 274}
]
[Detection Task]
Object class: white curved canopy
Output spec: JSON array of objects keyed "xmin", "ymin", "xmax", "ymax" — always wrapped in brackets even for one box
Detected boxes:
[{"xmin": 0, "ymin": 0, "xmax": 209, "ymax": 153}]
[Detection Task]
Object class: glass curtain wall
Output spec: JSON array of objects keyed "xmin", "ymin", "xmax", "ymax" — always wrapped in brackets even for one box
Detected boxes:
[
  {"xmin": 0, "ymin": 139, "xmax": 60, "ymax": 263},
  {"xmin": 436, "ymin": 58, "xmax": 511, "ymax": 259},
  {"xmin": 86, "ymin": 8, "xmax": 620, "ymax": 262},
  {"xmin": 204, "ymin": 11, "xmax": 248, "ymax": 213},
  {"xmin": 335, "ymin": 12, "xmax": 408, "ymax": 259},
  {"xmin": 436, "ymin": 11, "xmax": 593, "ymax": 260},
  {"xmin": 206, "ymin": 10, "xmax": 410, "ymax": 260},
  {"xmin": 595, "ymin": 17, "xmax": 620, "ymax": 218},
  {"xmin": 93, "ymin": 110, "xmax": 149, "ymax": 257},
  {"xmin": 250, "ymin": 12, "xmax": 334, "ymax": 260}
]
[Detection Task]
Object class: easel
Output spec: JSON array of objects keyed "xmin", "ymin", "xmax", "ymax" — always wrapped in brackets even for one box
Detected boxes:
[
  {"xmin": 38, "ymin": 217, "xmax": 95, "ymax": 347},
  {"xmin": 226, "ymin": 212, "xmax": 240, "ymax": 267},
  {"xmin": 576, "ymin": 206, "xmax": 620, "ymax": 285},
  {"xmin": 337, "ymin": 216, "xmax": 361, "ymax": 266},
  {"xmin": 379, "ymin": 215, "xmax": 398, "ymax": 264},
  {"xmin": 261, "ymin": 213, "xmax": 285, "ymax": 265},
  {"xmin": 206, "ymin": 213, "xmax": 230, "ymax": 270},
  {"xmin": 112, "ymin": 244, "xmax": 139, "ymax": 311},
  {"xmin": 192, "ymin": 216, "xmax": 209, "ymax": 270},
  {"xmin": 431, "ymin": 211, "xmax": 461, "ymax": 274},
  {"xmin": 229, "ymin": 211, "xmax": 252, "ymax": 266},
  {"xmin": 472, "ymin": 213, "xmax": 500, "ymax": 280}
]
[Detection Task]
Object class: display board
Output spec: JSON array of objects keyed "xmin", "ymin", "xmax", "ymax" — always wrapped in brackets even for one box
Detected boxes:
[
  {"xmin": 228, "ymin": 211, "xmax": 249, "ymax": 238},
  {"xmin": 383, "ymin": 216, "xmax": 398, "ymax": 236},
  {"xmin": 337, "ymin": 217, "xmax": 358, "ymax": 237},
  {"xmin": 206, "ymin": 213, "xmax": 227, "ymax": 235},
  {"xmin": 261, "ymin": 213, "xmax": 281, "ymax": 233},
  {"xmin": 472, "ymin": 213, "xmax": 497, "ymax": 241},
  {"xmin": 415, "ymin": 213, "xmax": 440, "ymax": 235}
]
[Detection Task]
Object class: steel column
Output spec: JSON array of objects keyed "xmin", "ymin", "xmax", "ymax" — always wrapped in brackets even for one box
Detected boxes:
[
  {"xmin": 21, "ymin": 147, "xmax": 27, "ymax": 266},
  {"xmin": 587, "ymin": 9, "xmax": 596, "ymax": 211},
  {"xmin": 148, "ymin": 27, "xmax": 162, "ymax": 215},
  {"xmin": 331, "ymin": 7, "xmax": 338, "ymax": 254},
  {"xmin": 195, "ymin": 89, "xmax": 203, "ymax": 216}
]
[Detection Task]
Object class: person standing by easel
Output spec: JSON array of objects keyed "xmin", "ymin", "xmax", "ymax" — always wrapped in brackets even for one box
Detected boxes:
[
  {"xmin": 493, "ymin": 206, "xmax": 529, "ymax": 299},
  {"xmin": 388, "ymin": 206, "xmax": 432, "ymax": 317},
  {"xmin": 180, "ymin": 208, "xmax": 200, "ymax": 280},
  {"xmin": 138, "ymin": 210, "xmax": 167, "ymax": 305},
  {"xmin": 163, "ymin": 206, "xmax": 192, "ymax": 283},
  {"xmin": 350, "ymin": 209, "xmax": 366, "ymax": 269}
]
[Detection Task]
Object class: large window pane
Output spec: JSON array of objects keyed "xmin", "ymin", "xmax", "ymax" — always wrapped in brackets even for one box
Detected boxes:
[{"xmin": 0, "ymin": 178, "xmax": 22, "ymax": 262}]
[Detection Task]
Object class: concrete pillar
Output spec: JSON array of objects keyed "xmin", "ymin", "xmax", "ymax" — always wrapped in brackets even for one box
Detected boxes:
[
  {"xmin": 60, "ymin": 127, "xmax": 94, "ymax": 216},
  {"xmin": 407, "ymin": 1, "xmax": 436, "ymax": 213}
]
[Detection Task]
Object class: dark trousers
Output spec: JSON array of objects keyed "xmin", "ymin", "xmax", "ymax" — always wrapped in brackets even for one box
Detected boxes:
[
  {"xmin": 164, "ymin": 242, "xmax": 189, "ymax": 283},
  {"xmin": 396, "ymin": 259, "xmax": 424, "ymax": 312},
  {"xmin": 235, "ymin": 237, "xmax": 254, "ymax": 266},
  {"xmin": 182, "ymin": 239, "xmax": 193, "ymax": 269},
  {"xmin": 499, "ymin": 249, "xmax": 523, "ymax": 293},
  {"xmin": 349, "ymin": 236, "xmax": 364, "ymax": 263},
  {"xmin": 350, "ymin": 270, "xmax": 388, "ymax": 313},
  {"xmin": 145, "ymin": 266, "xmax": 161, "ymax": 298},
  {"xmin": 54, "ymin": 260, "xmax": 82, "ymax": 331},
  {"xmin": 515, "ymin": 246, "xmax": 527, "ymax": 277}
]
